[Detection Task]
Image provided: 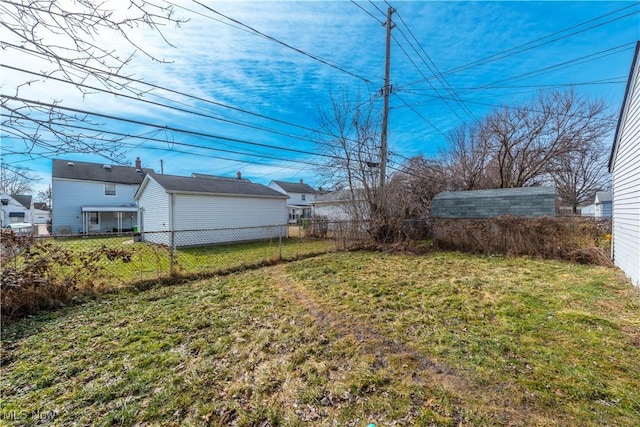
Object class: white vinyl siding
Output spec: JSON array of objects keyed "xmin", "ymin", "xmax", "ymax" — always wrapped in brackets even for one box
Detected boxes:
[
  {"xmin": 611, "ymin": 55, "xmax": 640, "ymax": 287},
  {"xmin": 136, "ymin": 175, "xmax": 288, "ymax": 247},
  {"xmin": 171, "ymin": 194, "xmax": 286, "ymax": 246},
  {"xmin": 136, "ymin": 177, "xmax": 171, "ymax": 245}
]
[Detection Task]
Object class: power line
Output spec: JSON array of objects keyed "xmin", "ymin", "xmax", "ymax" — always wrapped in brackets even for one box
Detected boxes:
[
  {"xmin": 1, "ymin": 42, "xmax": 344, "ymax": 140},
  {"xmin": 445, "ymin": 3, "xmax": 640, "ymax": 77},
  {"xmin": 392, "ymin": 93, "xmax": 448, "ymax": 138},
  {"xmin": 191, "ymin": 0, "xmax": 376, "ymax": 84},
  {"xmin": 389, "ymin": 8, "xmax": 478, "ymax": 123},
  {"xmin": 399, "ymin": 2, "xmax": 640, "ymax": 89},
  {"xmin": 481, "ymin": 42, "xmax": 636, "ymax": 89},
  {"xmin": 1, "ymin": 94, "xmax": 342, "ymax": 160},
  {"xmin": 1, "ymin": 63, "xmax": 324, "ymax": 146},
  {"xmin": 350, "ymin": 0, "xmax": 385, "ymax": 25},
  {"xmin": 391, "ymin": 33, "xmax": 470, "ymax": 125}
]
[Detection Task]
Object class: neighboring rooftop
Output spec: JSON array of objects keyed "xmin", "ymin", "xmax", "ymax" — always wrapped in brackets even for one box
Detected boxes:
[
  {"xmin": 52, "ymin": 159, "xmax": 152, "ymax": 185},
  {"xmin": 10, "ymin": 195, "xmax": 32, "ymax": 209},
  {"xmin": 144, "ymin": 174, "xmax": 288, "ymax": 199},
  {"xmin": 272, "ymin": 180, "xmax": 316, "ymax": 194},
  {"xmin": 595, "ymin": 191, "xmax": 612, "ymax": 203},
  {"xmin": 192, "ymin": 172, "xmax": 250, "ymax": 182}
]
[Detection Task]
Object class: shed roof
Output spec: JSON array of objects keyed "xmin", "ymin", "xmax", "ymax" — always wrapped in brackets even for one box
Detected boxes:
[
  {"xmin": 143, "ymin": 174, "xmax": 288, "ymax": 199},
  {"xmin": 433, "ymin": 186, "xmax": 555, "ymax": 201},
  {"xmin": 52, "ymin": 159, "xmax": 151, "ymax": 185},
  {"xmin": 272, "ymin": 180, "xmax": 316, "ymax": 194},
  {"xmin": 431, "ymin": 186, "xmax": 556, "ymax": 219}
]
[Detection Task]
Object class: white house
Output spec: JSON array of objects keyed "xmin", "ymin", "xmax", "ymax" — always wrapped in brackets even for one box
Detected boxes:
[
  {"xmin": 608, "ymin": 41, "xmax": 640, "ymax": 287},
  {"xmin": 32, "ymin": 202, "xmax": 51, "ymax": 225},
  {"xmin": 135, "ymin": 173, "xmax": 288, "ymax": 247},
  {"xmin": 0, "ymin": 194, "xmax": 33, "ymax": 226},
  {"xmin": 268, "ymin": 179, "xmax": 316, "ymax": 224},
  {"xmin": 312, "ymin": 189, "xmax": 369, "ymax": 221},
  {"xmin": 580, "ymin": 204, "xmax": 596, "ymax": 217},
  {"xmin": 594, "ymin": 191, "xmax": 612, "ymax": 218},
  {"xmin": 52, "ymin": 158, "xmax": 149, "ymax": 235}
]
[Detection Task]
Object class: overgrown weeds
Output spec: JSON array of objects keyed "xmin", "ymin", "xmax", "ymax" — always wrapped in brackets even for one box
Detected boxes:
[
  {"xmin": 1, "ymin": 230, "xmax": 132, "ymax": 321},
  {"xmin": 433, "ymin": 216, "xmax": 613, "ymax": 265}
]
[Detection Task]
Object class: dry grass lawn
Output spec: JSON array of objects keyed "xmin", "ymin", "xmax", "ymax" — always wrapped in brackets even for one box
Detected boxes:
[{"xmin": 1, "ymin": 251, "xmax": 639, "ymax": 426}]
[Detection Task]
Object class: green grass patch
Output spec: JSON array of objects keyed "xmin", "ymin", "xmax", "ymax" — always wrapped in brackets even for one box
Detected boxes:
[{"xmin": 2, "ymin": 251, "xmax": 639, "ymax": 425}]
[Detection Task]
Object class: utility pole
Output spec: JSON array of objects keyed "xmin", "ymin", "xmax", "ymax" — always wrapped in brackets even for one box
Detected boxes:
[{"xmin": 379, "ymin": 6, "xmax": 394, "ymax": 215}]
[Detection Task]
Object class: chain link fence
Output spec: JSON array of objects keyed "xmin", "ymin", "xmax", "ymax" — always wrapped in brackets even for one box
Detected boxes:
[{"xmin": 4, "ymin": 220, "xmax": 425, "ymax": 288}]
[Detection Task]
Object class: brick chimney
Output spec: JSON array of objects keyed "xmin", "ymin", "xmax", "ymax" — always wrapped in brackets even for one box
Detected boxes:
[
  {"xmin": 237, "ymin": 171, "xmax": 242, "ymax": 180},
  {"xmin": 300, "ymin": 179, "xmax": 304, "ymax": 184},
  {"xmin": 135, "ymin": 157, "xmax": 142, "ymax": 170}
]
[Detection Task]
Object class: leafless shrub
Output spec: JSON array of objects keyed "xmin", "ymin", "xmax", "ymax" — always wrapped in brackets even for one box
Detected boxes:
[
  {"xmin": 433, "ymin": 216, "xmax": 612, "ymax": 266},
  {"xmin": 1, "ymin": 232, "xmax": 133, "ymax": 321}
]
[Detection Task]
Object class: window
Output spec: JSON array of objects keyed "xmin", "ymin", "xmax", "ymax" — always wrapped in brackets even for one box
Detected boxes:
[
  {"xmin": 104, "ymin": 183, "xmax": 116, "ymax": 196},
  {"xmin": 89, "ymin": 212, "xmax": 99, "ymax": 224},
  {"xmin": 301, "ymin": 194, "xmax": 306, "ymax": 201}
]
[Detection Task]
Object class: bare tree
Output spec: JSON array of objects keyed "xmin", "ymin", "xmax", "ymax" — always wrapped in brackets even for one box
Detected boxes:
[
  {"xmin": 36, "ymin": 185, "xmax": 52, "ymax": 207},
  {"xmin": 314, "ymin": 91, "xmax": 382, "ymax": 220},
  {"xmin": 550, "ymin": 141, "xmax": 610, "ymax": 213},
  {"xmin": 445, "ymin": 124, "xmax": 495, "ymax": 190},
  {"xmin": 387, "ymin": 155, "xmax": 448, "ymax": 218},
  {"xmin": 0, "ymin": 0, "xmax": 186, "ymax": 171},
  {"xmin": 445, "ymin": 90, "xmax": 614, "ymax": 190},
  {"xmin": 0, "ymin": 167, "xmax": 40, "ymax": 194}
]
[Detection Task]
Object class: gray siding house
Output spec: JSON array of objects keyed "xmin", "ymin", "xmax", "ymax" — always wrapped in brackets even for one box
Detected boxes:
[
  {"xmin": 52, "ymin": 158, "xmax": 150, "ymax": 234},
  {"xmin": 268, "ymin": 179, "xmax": 316, "ymax": 224},
  {"xmin": 135, "ymin": 173, "xmax": 288, "ymax": 247},
  {"xmin": 608, "ymin": 42, "xmax": 640, "ymax": 287},
  {"xmin": 431, "ymin": 187, "xmax": 556, "ymax": 219}
]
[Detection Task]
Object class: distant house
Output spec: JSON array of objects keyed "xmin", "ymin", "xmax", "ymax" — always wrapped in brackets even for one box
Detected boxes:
[
  {"xmin": 0, "ymin": 194, "xmax": 33, "ymax": 226},
  {"xmin": 135, "ymin": 173, "xmax": 288, "ymax": 247},
  {"xmin": 594, "ymin": 191, "xmax": 612, "ymax": 218},
  {"xmin": 268, "ymin": 179, "xmax": 316, "ymax": 224},
  {"xmin": 608, "ymin": 41, "xmax": 640, "ymax": 287},
  {"xmin": 311, "ymin": 189, "xmax": 369, "ymax": 221},
  {"xmin": 52, "ymin": 158, "xmax": 150, "ymax": 235},
  {"xmin": 580, "ymin": 204, "xmax": 596, "ymax": 217},
  {"xmin": 431, "ymin": 187, "xmax": 556, "ymax": 219},
  {"xmin": 32, "ymin": 202, "xmax": 51, "ymax": 225}
]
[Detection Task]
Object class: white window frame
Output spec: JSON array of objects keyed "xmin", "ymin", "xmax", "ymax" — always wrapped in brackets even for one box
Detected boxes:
[{"xmin": 104, "ymin": 183, "xmax": 116, "ymax": 196}]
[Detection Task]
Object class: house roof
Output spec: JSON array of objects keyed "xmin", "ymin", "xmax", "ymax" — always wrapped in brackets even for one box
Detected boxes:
[
  {"xmin": 595, "ymin": 191, "xmax": 612, "ymax": 203},
  {"xmin": 142, "ymin": 174, "xmax": 288, "ymax": 199},
  {"xmin": 272, "ymin": 180, "xmax": 316, "ymax": 194},
  {"xmin": 11, "ymin": 195, "xmax": 32, "ymax": 209},
  {"xmin": 192, "ymin": 173, "xmax": 250, "ymax": 182},
  {"xmin": 52, "ymin": 159, "xmax": 152, "ymax": 185},
  {"xmin": 609, "ymin": 41, "xmax": 640, "ymax": 172}
]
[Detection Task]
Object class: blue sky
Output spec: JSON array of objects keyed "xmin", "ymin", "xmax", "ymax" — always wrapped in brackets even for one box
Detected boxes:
[{"xmin": 1, "ymin": 1, "xmax": 639, "ymax": 194}]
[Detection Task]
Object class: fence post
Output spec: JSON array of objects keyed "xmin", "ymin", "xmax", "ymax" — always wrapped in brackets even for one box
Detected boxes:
[
  {"xmin": 279, "ymin": 225, "xmax": 283, "ymax": 260},
  {"xmin": 169, "ymin": 230, "xmax": 175, "ymax": 276}
]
